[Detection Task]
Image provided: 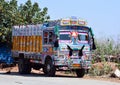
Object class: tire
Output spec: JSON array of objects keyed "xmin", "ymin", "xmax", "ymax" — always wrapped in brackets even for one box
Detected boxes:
[
  {"xmin": 76, "ymin": 69, "xmax": 85, "ymax": 78},
  {"xmin": 18, "ymin": 58, "xmax": 31, "ymax": 74},
  {"xmin": 43, "ymin": 58, "xmax": 56, "ymax": 77}
]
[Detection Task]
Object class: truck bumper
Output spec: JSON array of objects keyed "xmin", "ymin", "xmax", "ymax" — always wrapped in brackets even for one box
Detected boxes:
[{"xmin": 54, "ymin": 58, "xmax": 91, "ymax": 70}]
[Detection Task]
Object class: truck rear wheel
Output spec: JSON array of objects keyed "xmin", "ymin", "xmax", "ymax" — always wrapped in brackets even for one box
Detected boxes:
[
  {"xmin": 43, "ymin": 58, "xmax": 56, "ymax": 77},
  {"xmin": 18, "ymin": 58, "xmax": 31, "ymax": 74},
  {"xmin": 76, "ymin": 69, "xmax": 85, "ymax": 78}
]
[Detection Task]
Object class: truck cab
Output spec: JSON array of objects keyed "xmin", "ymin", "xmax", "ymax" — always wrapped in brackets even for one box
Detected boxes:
[{"xmin": 42, "ymin": 17, "xmax": 95, "ymax": 77}]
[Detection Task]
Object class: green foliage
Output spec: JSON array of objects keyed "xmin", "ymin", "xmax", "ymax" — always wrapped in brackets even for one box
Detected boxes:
[
  {"xmin": 117, "ymin": 63, "xmax": 120, "ymax": 70},
  {"xmin": 89, "ymin": 66, "xmax": 101, "ymax": 76},
  {"xmin": 0, "ymin": 0, "xmax": 50, "ymax": 43},
  {"xmin": 90, "ymin": 37, "xmax": 120, "ymax": 76},
  {"xmin": 93, "ymin": 37, "xmax": 120, "ymax": 57},
  {"xmin": 89, "ymin": 62, "xmax": 113, "ymax": 76}
]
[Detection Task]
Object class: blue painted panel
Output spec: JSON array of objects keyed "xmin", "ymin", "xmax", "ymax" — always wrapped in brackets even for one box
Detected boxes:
[{"xmin": 0, "ymin": 43, "xmax": 13, "ymax": 64}]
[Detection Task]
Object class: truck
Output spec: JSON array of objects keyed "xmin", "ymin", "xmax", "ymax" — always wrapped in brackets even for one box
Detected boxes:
[
  {"xmin": 12, "ymin": 16, "xmax": 96, "ymax": 77},
  {"xmin": 0, "ymin": 42, "xmax": 13, "ymax": 67}
]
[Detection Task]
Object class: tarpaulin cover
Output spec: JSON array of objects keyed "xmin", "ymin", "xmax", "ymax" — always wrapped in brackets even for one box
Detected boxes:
[{"xmin": 0, "ymin": 43, "xmax": 13, "ymax": 64}]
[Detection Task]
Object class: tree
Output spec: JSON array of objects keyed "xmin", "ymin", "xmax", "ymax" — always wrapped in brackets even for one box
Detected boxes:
[
  {"xmin": 18, "ymin": 0, "xmax": 50, "ymax": 24},
  {"xmin": 93, "ymin": 37, "xmax": 120, "ymax": 63},
  {"xmin": 0, "ymin": 0, "xmax": 50, "ymax": 43}
]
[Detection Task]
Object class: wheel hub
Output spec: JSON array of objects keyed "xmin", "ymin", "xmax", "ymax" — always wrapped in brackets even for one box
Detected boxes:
[{"xmin": 47, "ymin": 64, "xmax": 51, "ymax": 72}]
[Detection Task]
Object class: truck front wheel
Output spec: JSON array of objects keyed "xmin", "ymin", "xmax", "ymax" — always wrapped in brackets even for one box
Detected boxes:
[
  {"xmin": 18, "ymin": 58, "xmax": 31, "ymax": 74},
  {"xmin": 76, "ymin": 69, "xmax": 85, "ymax": 78},
  {"xmin": 43, "ymin": 59, "xmax": 56, "ymax": 77}
]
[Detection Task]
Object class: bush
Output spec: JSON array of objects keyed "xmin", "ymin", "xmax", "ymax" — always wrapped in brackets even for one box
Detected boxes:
[
  {"xmin": 117, "ymin": 63, "xmax": 120, "ymax": 70},
  {"xmin": 89, "ymin": 62, "xmax": 114, "ymax": 76}
]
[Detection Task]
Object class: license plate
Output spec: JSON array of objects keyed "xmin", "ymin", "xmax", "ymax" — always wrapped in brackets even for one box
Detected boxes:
[{"xmin": 72, "ymin": 64, "xmax": 80, "ymax": 67}]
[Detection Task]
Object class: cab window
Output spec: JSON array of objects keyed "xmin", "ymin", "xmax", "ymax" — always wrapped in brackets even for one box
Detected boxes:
[
  {"xmin": 43, "ymin": 31, "xmax": 54, "ymax": 44},
  {"xmin": 78, "ymin": 34, "xmax": 88, "ymax": 41},
  {"xmin": 59, "ymin": 34, "xmax": 71, "ymax": 40}
]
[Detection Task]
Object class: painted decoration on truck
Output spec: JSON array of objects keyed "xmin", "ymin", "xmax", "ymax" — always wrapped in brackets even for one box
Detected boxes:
[
  {"xmin": 60, "ymin": 17, "xmax": 87, "ymax": 26},
  {"xmin": 61, "ymin": 19, "xmax": 70, "ymax": 26},
  {"xmin": 78, "ymin": 19, "xmax": 87, "ymax": 26},
  {"xmin": 43, "ymin": 47, "xmax": 49, "ymax": 52}
]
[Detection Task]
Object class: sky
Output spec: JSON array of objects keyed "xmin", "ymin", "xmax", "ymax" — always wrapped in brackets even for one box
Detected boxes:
[{"xmin": 16, "ymin": 0, "xmax": 120, "ymax": 40}]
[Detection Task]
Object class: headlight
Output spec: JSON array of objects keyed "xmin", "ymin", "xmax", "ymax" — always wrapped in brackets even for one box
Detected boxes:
[{"xmin": 73, "ymin": 52, "xmax": 77, "ymax": 56}]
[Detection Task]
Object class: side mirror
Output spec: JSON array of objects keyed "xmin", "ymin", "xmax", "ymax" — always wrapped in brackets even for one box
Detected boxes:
[{"xmin": 92, "ymin": 36, "xmax": 96, "ymax": 50}]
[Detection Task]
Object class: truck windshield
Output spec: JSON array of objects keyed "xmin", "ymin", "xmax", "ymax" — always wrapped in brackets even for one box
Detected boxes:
[
  {"xmin": 59, "ymin": 34, "xmax": 70, "ymax": 40},
  {"xmin": 78, "ymin": 34, "xmax": 88, "ymax": 41}
]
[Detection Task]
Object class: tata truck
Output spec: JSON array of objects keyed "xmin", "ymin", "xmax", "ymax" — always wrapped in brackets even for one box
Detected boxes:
[{"xmin": 12, "ymin": 16, "xmax": 96, "ymax": 77}]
